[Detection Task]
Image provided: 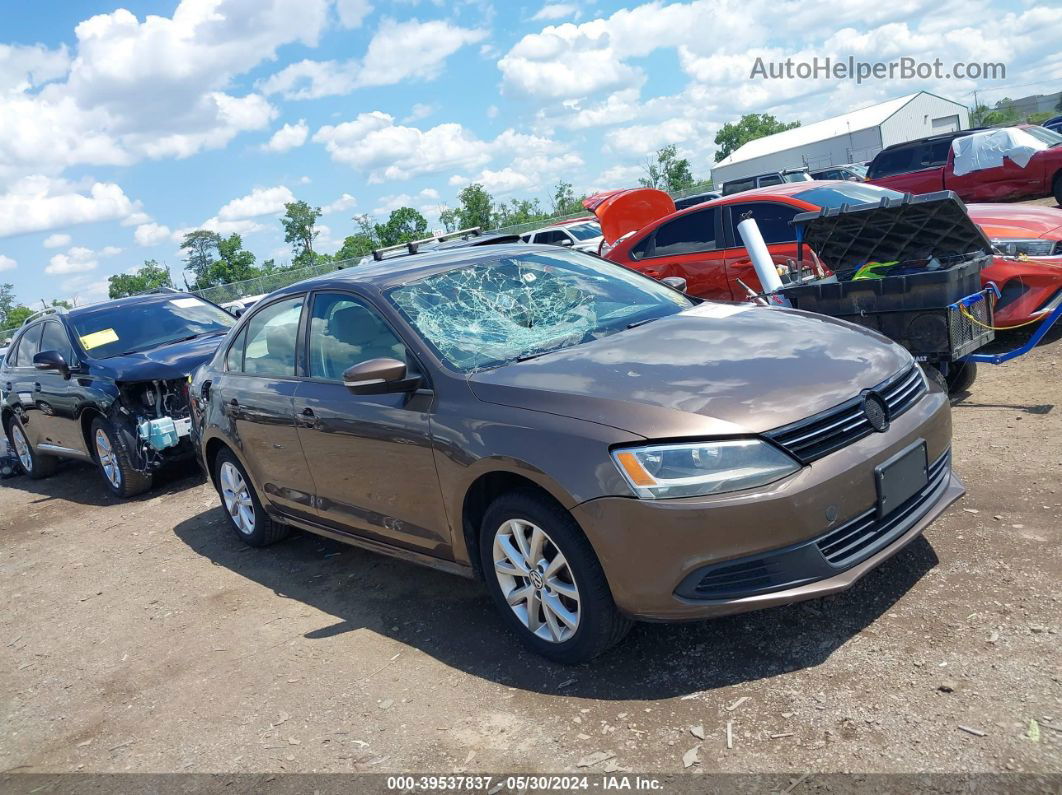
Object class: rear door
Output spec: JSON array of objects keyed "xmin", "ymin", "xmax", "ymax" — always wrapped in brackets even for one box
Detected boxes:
[
  {"xmin": 293, "ymin": 290, "xmax": 450, "ymax": 555},
  {"xmin": 217, "ymin": 294, "xmax": 317, "ymax": 519},
  {"xmin": 31, "ymin": 320, "xmax": 86, "ymax": 454},
  {"xmin": 720, "ymin": 201, "xmax": 802, "ymax": 294},
  {"xmin": 634, "ymin": 207, "xmax": 729, "ymax": 299},
  {"xmin": 6, "ymin": 324, "xmax": 45, "ymax": 444}
]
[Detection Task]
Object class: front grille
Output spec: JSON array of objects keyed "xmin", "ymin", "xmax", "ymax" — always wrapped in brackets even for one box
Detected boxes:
[
  {"xmin": 691, "ymin": 559, "xmax": 773, "ymax": 597},
  {"xmin": 816, "ymin": 449, "xmax": 950, "ymax": 567},
  {"xmin": 767, "ymin": 365, "xmax": 927, "ymax": 463}
]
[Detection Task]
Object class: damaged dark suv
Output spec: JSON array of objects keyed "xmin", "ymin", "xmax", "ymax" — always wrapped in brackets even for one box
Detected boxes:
[{"xmin": 1, "ymin": 291, "xmax": 234, "ymax": 497}]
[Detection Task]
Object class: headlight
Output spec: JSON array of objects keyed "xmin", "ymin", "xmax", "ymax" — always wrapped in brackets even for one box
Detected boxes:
[
  {"xmin": 991, "ymin": 238, "xmax": 1059, "ymax": 258},
  {"xmin": 611, "ymin": 439, "xmax": 800, "ymax": 499}
]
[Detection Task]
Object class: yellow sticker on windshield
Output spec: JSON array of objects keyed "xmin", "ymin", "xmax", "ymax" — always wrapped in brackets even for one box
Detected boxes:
[{"xmin": 79, "ymin": 328, "xmax": 119, "ymax": 349}]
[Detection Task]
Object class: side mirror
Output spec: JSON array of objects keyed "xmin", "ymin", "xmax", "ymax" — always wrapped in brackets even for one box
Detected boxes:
[
  {"xmin": 343, "ymin": 357, "xmax": 421, "ymax": 395},
  {"xmin": 231, "ymin": 306, "xmax": 246, "ymax": 317},
  {"xmin": 557, "ymin": 238, "xmax": 574, "ymax": 247},
  {"xmin": 33, "ymin": 350, "xmax": 69, "ymax": 376},
  {"xmin": 661, "ymin": 276, "xmax": 688, "ymax": 293}
]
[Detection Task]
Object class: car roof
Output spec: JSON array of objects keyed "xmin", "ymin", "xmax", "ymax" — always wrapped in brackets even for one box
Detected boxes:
[{"xmin": 274, "ymin": 243, "xmax": 552, "ymax": 293}]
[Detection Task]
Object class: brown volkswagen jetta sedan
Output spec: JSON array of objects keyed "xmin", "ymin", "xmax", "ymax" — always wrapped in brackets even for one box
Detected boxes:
[{"xmin": 191, "ymin": 244, "xmax": 964, "ymax": 663}]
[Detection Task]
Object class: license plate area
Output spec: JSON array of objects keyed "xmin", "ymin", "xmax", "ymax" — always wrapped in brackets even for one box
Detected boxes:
[{"xmin": 875, "ymin": 440, "xmax": 928, "ymax": 519}]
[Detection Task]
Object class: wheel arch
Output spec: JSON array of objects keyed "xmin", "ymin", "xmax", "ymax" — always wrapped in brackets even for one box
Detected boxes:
[{"xmin": 460, "ymin": 467, "xmax": 578, "ymax": 580}]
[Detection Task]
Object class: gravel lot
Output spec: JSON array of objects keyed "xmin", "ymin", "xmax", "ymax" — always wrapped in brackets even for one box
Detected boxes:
[{"xmin": 1, "ymin": 334, "xmax": 1060, "ymax": 779}]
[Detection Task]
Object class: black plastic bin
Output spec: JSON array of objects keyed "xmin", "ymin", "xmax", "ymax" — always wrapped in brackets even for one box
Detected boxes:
[{"xmin": 782, "ymin": 192, "xmax": 995, "ymax": 362}]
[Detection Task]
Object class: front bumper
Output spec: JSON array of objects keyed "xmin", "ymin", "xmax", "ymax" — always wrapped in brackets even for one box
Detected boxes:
[{"xmin": 572, "ymin": 384, "xmax": 962, "ymax": 621}]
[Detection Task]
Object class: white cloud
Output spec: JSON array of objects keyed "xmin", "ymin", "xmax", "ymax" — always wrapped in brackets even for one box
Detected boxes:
[
  {"xmin": 371, "ymin": 188, "xmax": 443, "ymax": 216},
  {"xmin": 46, "ymin": 246, "xmax": 98, "ymax": 275},
  {"xmin": 336, "ymin": 0, "xmax": 373, "ymax": 28},
  {"xmin": 403, "ymin": 102, "xmax": 435, "ymax": 123},
  {"xmin": 261, "ymin": 19, "xmax": 486, "ymax": 99},
  {"xmin": 321, "ymin": 193, "xmax": 358, "ymax": 214},
  {"xmin": 0, "ymin": 0, "xmax": 331, "ymax": 181},
  {"xmin": 531, "ymin": 4, "xmax": 578, "ymax": 21},
  {"xmin": 99, "ymin": 245, "xmax": 122, "ymax": 257},
  {"xmin": 313, "ymin": 112, "xmax": 493, "ymax": 182},
  {"xmin": 134, "ymin": 222, "xmax": 171, "ymax": 246},
  {"xmin": 121, "ymin": 210, "xmax": 151, "ymax": 227},
  {"xmin": 43, "ymin": 232, "xmax": 71, "ymax": 248},
  {"xmin": 262, "ymin": 119, "xmax": 309, "ymax": 153},
  {"xmin": 217, "ymin": 186, "xmax": 295, "ymax": 220},
  {"xmin": 0, "ymin": 254, "xmax": 16, "ymax": 272},
  {"xmin": 0, "ymin": 176, "xmax": 137, "ymax": 238},
  {"xmin": 0, "ymin": 43, "xmax": 70, "ymax": 95}
]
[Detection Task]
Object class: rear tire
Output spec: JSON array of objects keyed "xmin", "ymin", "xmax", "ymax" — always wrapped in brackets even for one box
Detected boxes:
[
  {"xmin": 213, "ymin": 447, "xmax": 289, "ymax": 547},
  {"xmin": 480, "ymin": 489, "xmax": 632, "ymax": 664},
  {"xmin": 8, "ymin": 417, "xmax": 58, "ymax": 480},
  {"xmin": 1053, "ymin": 173, "xmax": 1062, "ymax": 206},
  {"xmin": 91, "ymin": 417, "xmax": 153, "ymax": 498}
]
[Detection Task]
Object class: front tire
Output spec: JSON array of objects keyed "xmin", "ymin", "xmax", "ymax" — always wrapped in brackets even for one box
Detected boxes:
[
  {"xmin": 480, "ymin": 490, "xmax": 632, "ymax": 664},
  {"xmin": 91, "ymin": 417, "xmax": 153, "ymax": 498},
  {"xmin": 945, "ymin": 361, "xmax": 977, "ymax": 395},
  {"xmin": 213, "ymin": 448, "xmax": 289, "ymax": 547},
  {"xmin": 8, "ymin": 417, "xmax": 58, "ymax": 480}
]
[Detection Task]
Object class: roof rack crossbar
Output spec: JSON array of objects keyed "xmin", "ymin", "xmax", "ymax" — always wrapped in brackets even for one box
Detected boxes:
[
  {"xmin": 371, "ymin": 226, "xmax": 483, "ymax": 261},
  {"xmin": 20, "ymin": 306, "xmax": 64, "ymax": 327}
]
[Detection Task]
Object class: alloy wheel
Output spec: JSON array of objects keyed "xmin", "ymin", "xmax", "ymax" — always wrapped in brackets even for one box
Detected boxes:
[
  {"xmin": 94, "ymin": 428, "xmax": 121, "ymax": 489},
  {"xmin": 11, "ymin": 425, "xmax": 32, "ymax": 473},
  {"xmin": 493, "ymin": 518, "xmax": 581, "ymax": 643},
  {"xmin": 220, "ymin": 461, "xmax": 255, "ymax": 535}
]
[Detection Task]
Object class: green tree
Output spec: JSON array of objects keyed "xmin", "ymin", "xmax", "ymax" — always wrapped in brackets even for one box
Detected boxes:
[
  {"xmin": 494, "ymin": 198, "xmax": 549, "ymax": 227},
  {"xmin": 212, "ymin": 234, "xmax": 258, "ymax": 283},
  {"xmin": 639, "ymin": 145, "xmax": 696, "ymax": 192},
  {"xmin": 107, "ymin": 260, "xmax": 174, "ymax": 299},
  {"xmin": 713, "ymin": 114, "xmax": 801, "ymax": 162},
  {"xmin": 180, "ymin": 230, "xmax": 222, "ymax": 288},
  {"xmin": 551, "ymin": 181, "xmax": 586, "ymax": 215},
  {"xmin": 335, "ymin": 235, "xmax": 376, "ymax": 262},
  {"xmin": 450, "ymin": 184, "xmax": 495, "ymax": 231},
  {"xmin": 281, "ymin": 200, "xmax": 322, "ymax": 265},
  {"xmin": 374, "ymin": 207, "xmax": 429, "ymax": 248},
  {"xmin": 50, "ymin": 298, "xmax": 73, "ymax": 310},
  {"xmin": 1, "ymin": 283, "xmax": 33, "ymax": 331}
]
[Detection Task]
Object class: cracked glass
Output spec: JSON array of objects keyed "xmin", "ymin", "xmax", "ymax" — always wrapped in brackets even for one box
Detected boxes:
[{"xmin": 388, "ymin": 250, "xmax": 692, "ymax": 372}]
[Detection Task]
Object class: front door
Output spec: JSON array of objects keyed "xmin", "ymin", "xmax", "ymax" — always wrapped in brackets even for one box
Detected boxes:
[
  {"xmin": 32, "ymin": 320, "xmax": 86, "ymax": 454},
  {"xmin": 218, "ymin": 294, "xmax": 317, "ymax": 518},
  {"xmin": 293, "ymin": 291, "xmax": 451, "ymax": 556}
]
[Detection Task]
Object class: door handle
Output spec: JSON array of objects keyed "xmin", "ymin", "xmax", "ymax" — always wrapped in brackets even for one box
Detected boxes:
[
  {"xmin": 34, "ymin": 382, "xmax": 42, "ymax": 391},
  {"xmin": 296, "ymin": 407, "xmax": 317, "ymax": 428}
]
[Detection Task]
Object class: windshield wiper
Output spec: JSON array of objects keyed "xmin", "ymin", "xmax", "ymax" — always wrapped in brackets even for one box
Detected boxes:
[
  {"xmin": 627, "ymin": 316, "xmax": 660, "ymax": 329},
  {"xmin": 515, "ymin": 347, "xmax": 565, "ymax": 362}
]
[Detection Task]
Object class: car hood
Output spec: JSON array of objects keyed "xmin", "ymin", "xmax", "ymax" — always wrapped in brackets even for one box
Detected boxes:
[
  {"xmin": 94, "ymin": 333, "xmax": 227, "ymax": 382},
  {"xmin": 967, "ymin": 203, "xmax": 1062, "ymax": 240},
  {"xmin": 468, "ymin": 302, "xmax": 911, "ymax": 439}
]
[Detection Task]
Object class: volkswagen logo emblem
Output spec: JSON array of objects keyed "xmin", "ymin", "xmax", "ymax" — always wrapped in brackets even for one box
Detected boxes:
[{"xmin": 862, "ymin": 392, "xmax": 889, "ymax": 432}]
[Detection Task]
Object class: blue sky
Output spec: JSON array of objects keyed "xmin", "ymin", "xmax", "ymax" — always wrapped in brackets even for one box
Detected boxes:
[{"xmin": 0, "ymin": 0, "xmax": 1058, "ymax": 307}]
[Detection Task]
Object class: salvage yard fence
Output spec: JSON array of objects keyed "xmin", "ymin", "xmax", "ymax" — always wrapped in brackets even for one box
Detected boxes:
[{"xmin": 0, "ymin": 184, "xmax": 715, "ymax": 344}]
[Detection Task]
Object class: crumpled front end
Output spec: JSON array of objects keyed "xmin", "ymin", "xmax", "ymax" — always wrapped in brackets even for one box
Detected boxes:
[{"xmin": 112, "ymin": 378, "xmax": 196, "ymax": 473}]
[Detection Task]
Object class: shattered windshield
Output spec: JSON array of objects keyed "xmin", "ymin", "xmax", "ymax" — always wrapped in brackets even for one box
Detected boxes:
[{"xmin": 388, "ymin": 250, "xmax": 693, "ymax": 372}]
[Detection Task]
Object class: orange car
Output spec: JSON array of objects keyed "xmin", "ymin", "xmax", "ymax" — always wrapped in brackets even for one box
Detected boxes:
[{"xmin": 589, "ymin": 181, "xmax": 1062, "ymax": 327}]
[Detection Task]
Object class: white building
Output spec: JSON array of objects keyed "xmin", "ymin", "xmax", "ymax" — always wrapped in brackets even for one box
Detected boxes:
[{"xmin": 711, "ymin": 92, "xmax": 970, "ymax": 186}]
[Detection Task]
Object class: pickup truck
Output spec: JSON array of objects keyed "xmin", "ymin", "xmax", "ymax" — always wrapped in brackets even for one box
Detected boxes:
[{"xmin": 866, "ymin": 125, "xmax": 1062, "ymax": 204}]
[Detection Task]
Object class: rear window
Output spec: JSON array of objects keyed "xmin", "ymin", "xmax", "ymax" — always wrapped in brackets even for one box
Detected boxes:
[
  {"xmin": 793, "ymin": 183, "xmax": 905, "ymax": 209},
  {"xmin": 723, "ymin": 178, "xmax": 756, "ymax": 195}
]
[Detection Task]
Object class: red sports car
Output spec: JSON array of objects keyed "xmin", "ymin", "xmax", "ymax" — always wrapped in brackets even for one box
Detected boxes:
[{"xmin": 587, "ymin": 181, "xmax": 1062, "ymax": 327}]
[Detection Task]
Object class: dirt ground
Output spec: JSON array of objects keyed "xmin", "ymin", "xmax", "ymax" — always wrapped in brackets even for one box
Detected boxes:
[{"xmin": 1, "ymin": 338, "xmax": 1060, "ymax": 780}]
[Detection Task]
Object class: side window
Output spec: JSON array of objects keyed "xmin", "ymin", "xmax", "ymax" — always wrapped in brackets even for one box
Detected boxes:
[
  {"xmin": 39, "ymin": 321, "xmax": 74, "ymax": 363},
  {"xmin": 650, "ymin": 208, "xmax": 718, "ymax": 257},
  {"xmin": 923, "ymin": 138, "xmax": 953, "ymax": 167},
  {"xmin": 11, "ymin": 325, "xmax": 43, "ymax": 367},
  {"xmin": 869, "ymin": 146, "xmax": 915, "ymax": 178},
  {"xmin": 727, "ymin": 202, "xmax": 799, "ymax": 245},
  {"xmin": 225, "ymin": 326, "xmax": 247, "ymax": 372},
  {"xmin": 724, "ymin": 178, "xmax": 755, "ymax": 195},
  {"xmin": 629, "ymin": 234, "xmax": 652, "ymax": 260},
  {"xmin": 536, "ymin": 230, "xmax": 564, "ymax": 244},
  {"xmin": 308, "ymin": 293, "xmax": 406, "ymax": 381},
  {"xmin": 757, "ymin": 174, "xmax": 783, "ymax": 187},
  {"xmin": 242, "ymin": 296, "xmax": 304, "ymax": 377}
]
